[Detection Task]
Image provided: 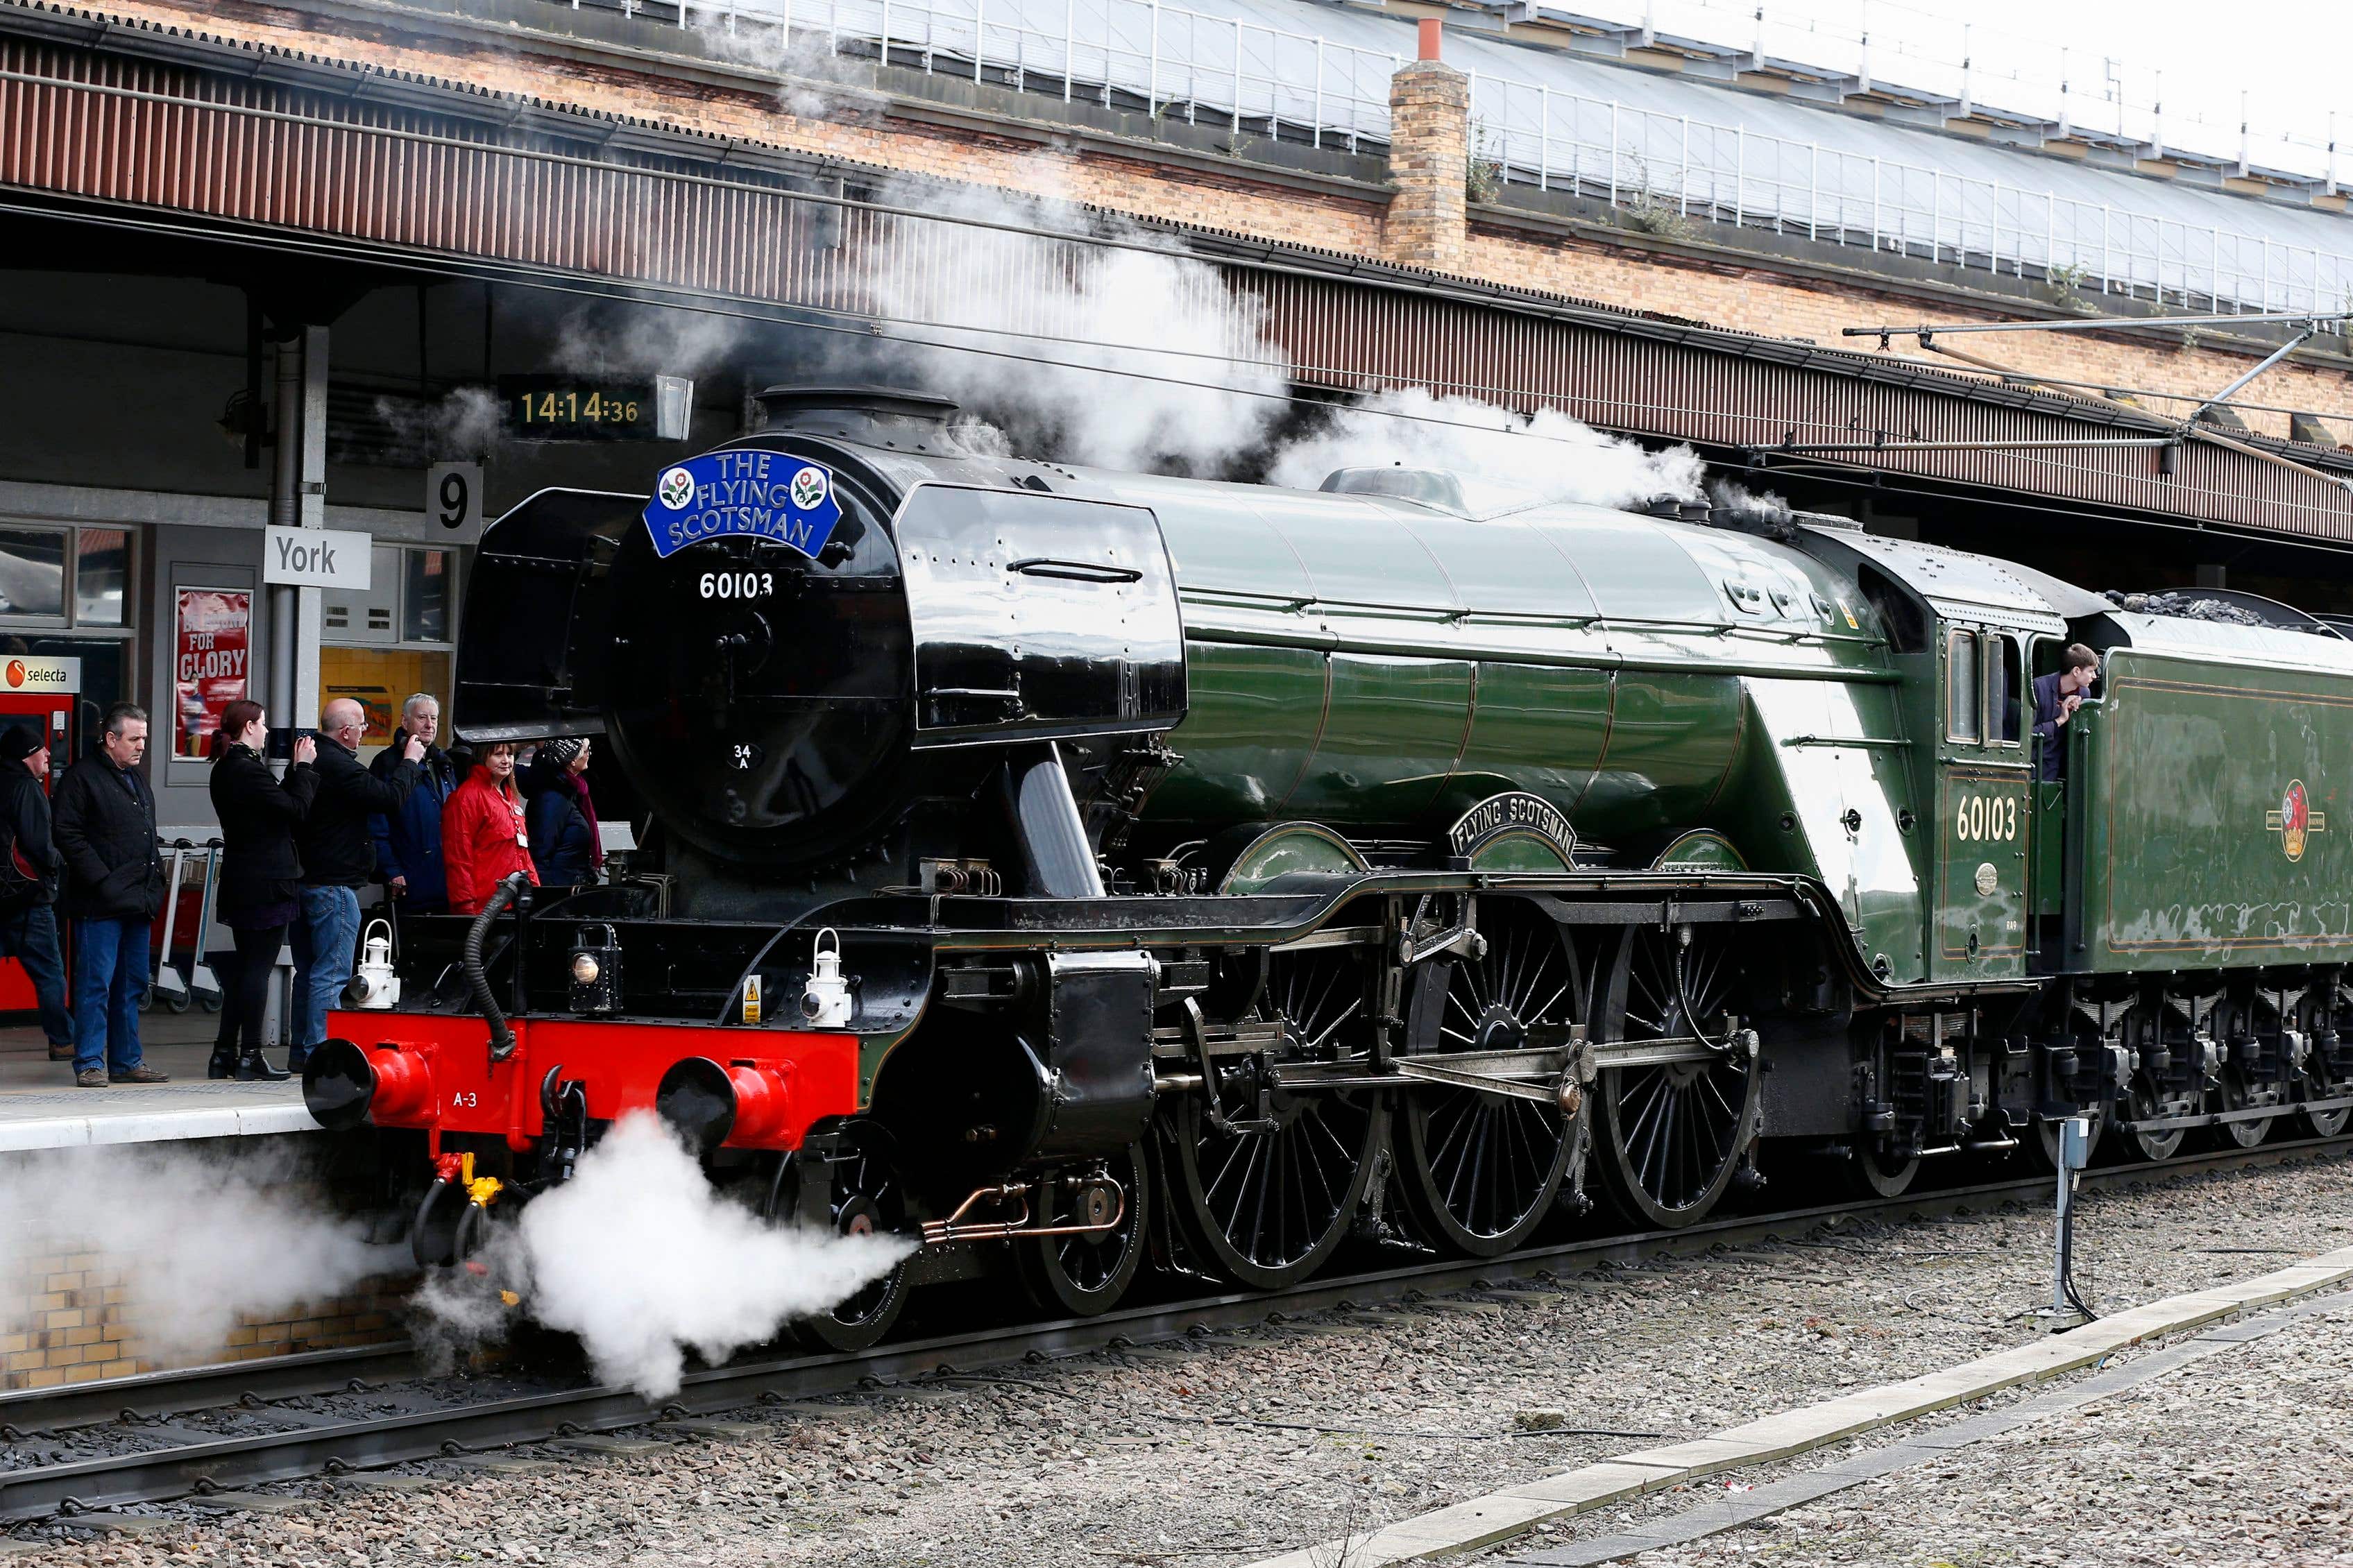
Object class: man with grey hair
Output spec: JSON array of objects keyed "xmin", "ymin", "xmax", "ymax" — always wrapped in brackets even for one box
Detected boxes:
[
  {"xmin": 52, "ymin": 703, "xmax": 165, "ymax": 1086},
  {"xmin": 291, "ymin": 697, "xmax": 421, "ymax": 1070},
  {"xmin": 371, "ymin": 692, "xmax": 457, "ymax": 914}
]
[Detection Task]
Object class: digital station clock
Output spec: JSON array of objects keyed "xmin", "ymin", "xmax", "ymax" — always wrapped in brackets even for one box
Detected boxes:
[{"xmin": 497, "ymin": 374, "xmax": 693, "ymax": 442}]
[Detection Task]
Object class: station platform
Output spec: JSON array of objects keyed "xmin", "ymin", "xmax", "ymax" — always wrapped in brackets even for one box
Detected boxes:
[{"xmin": 0, "ymin": 1014, "xmax": 311, "ymax": 1152}]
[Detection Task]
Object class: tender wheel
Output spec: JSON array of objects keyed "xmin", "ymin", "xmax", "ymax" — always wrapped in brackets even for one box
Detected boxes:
[
  {"xmin": 1163, "ymin": 941, "xmax": 1386, "ymax": 1290},
  {"xmin": 2120, "ymin": 1001, "xmax": 2200, "ymax": 1163},
  {"xmin": 1394, "ymin": 898, "xmax": 1583, "ymax": 1256},
  {"xmin": 2216, "ymin": 1067, "xmax": 2282, "ymax": 1149},
  {"xmin": 2302, "ymin": 1055, "xmax": 2353, "ymax": 1139},
  {"xmin": 1590, "ymin": 924, "xmax": 1759, "ymax": 1229},
  {"xmin": 1014, "ymin": 1143, "xmax": 1151, "ymax": 1318},
  {"xmin": 760, "ymin": 1138, "xmax": 912, "ymax": 1352}
]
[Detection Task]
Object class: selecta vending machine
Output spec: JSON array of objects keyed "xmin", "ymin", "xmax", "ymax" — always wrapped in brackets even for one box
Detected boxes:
[{"xmin": 0, "ymin": 654, "xmax": 77, "ymax": 1012}]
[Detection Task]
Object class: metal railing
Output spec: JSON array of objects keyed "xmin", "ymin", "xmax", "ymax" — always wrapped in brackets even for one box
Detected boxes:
[
  {"xmin": 1465, "ymin": 79, "xmax": 2353, "ymax": 318},
  {"xmin": 597, "ymin": 0, "xmax": 2353, "ymax": 318},
  {"xmin": 673, "ymin": 0, "xmax": 1399, "ymax": 153}
]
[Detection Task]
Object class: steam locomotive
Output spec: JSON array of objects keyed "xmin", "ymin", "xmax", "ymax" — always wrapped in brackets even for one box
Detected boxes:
[{"xmin": 303, "ymin": 386, "xmax": 2353, "ymax": 1345}]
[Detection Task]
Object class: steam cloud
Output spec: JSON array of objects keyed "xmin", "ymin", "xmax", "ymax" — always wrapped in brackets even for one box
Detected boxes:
[
  {"xmin": 375, "ymin": 386, "xmax": 502, "ymax": 463},
  {"xmin": 1266, "ymin": 389, "xmax": 1706, "ymax": 513},
  {"xmin": 0, "ymin": 1143, "xmax": 397, "ymax": 1365},
  {"xmin": 835, "ymin": 175, "xmax": 1704, "ymax": 504},
  {"xmin": 426, "ymin": 1113, "xmax": 909, "ymax": 1400}
]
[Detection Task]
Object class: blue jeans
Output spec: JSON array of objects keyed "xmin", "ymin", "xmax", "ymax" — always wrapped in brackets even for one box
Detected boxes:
[
  {"xmin": 0, "ymin": 903, "xmax": 73, "ymax": 1049},
  {"xmin": 71, "ymin": 916, "xmax": 148, "ymax": 1075},
  {"xmin": 290, "ymin": 885, "xmax": 360, "ymax": 1053}
]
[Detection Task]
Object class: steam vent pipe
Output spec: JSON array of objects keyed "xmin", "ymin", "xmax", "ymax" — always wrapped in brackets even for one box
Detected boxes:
[{"xmin": 1386, "ymin": 20, "xmax": 1469, "ymax": 271}]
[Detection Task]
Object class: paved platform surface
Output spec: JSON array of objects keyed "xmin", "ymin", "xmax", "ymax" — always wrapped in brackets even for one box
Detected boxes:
[{"xmin": 0, "ymin": 1014, "xmax": 310, "ymax": 1151}]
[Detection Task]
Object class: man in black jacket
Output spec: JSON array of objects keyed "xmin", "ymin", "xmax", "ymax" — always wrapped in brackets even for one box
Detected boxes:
[
  {"xmin": 290, "ymin": 698, "xmax": 421, "ymax": 1070},
  {"xmin": 0, "ymin": 725, "xmax": 72, "ymax": 1063},
  {"xmin": 52, "ymin": 703, "xmax": 166, "ymax": 1087}
]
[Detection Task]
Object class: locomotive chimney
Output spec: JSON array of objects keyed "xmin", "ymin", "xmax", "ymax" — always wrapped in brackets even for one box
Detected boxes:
[{"xmin": 753, "ymin": 385, "xmax": 961, "ymax": 448}]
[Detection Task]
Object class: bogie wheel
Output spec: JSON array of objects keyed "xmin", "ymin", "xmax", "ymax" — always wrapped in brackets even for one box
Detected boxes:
[
  {"xmin": 1590, "ymin": 923, "xmax": 1760, "ymax": 1229},
  {"xmin": 1014, "ymin": 1143, "xmax": 1152, "ymax": 1318},
  {"xmin": 1844, "ymin": 1141, "xmax": 1919, "ymax": 1199},
  {"xmin": 2024, "ymin": 1110, "xmax": 2104, "ymax": 1175},
  {"xmin": 759, "ymin": 1136, "xmax": 913, "ymax": 1352},
  {"xmin": 1163, "ymin": 941, "xmax": 1386, "ymax": 1290},
  {"xmin": 1394, "ymin": 899, "xmax": 1584, "ymax": 1256}
]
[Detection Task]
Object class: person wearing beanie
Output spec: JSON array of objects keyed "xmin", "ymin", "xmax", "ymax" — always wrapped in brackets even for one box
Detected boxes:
[
  {"xmin": 0, "ymin": 724, "xmax": 72, "ymax": 1062},
  {"xmin": 524, "ymin": 735, "xmax": 602, "ymax": 892}
]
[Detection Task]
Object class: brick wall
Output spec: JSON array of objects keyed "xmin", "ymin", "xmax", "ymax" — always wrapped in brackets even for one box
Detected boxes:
[
  {"xmin": 68, "ymin": 0, "xmax": 2353, "ymax": 448},
  {"xmin": 0, "ymin": 1241, "xmax": 407, "ymax": 1390}
]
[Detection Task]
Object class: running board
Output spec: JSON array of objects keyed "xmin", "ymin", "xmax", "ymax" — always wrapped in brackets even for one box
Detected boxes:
[{"xmin": 2113, "ymin": 1092, "xmax": 2353, "ymax": 1134}]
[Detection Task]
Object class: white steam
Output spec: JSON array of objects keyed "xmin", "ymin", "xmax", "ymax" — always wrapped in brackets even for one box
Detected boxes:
[
  {"xmin": 856, "ymin": 180, "xmax": 1291, "ymax": 475},
  {"xmin": 376, "ymin": 386, "xmax": 502, "ymax": 462},
  {"xmin": 842, "ymin": 176, "xmax": 1704, "ymax": 497},
  {"xmin": 432, "ymin": 1114, "xmax": 908, "ymax": 1400},
  {"xmin": 1266, "ymin": 388, "xmax": 1706, "ymax": 513},
  {"xmin": 0, "ymin": 1143, "xmax": 397, "ymax": 1364}
]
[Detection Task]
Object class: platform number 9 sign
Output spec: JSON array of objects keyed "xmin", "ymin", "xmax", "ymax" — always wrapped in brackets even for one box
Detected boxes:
[{"xmin": 426, "ymin": 461, "xmax": 484, "ymax": 542}]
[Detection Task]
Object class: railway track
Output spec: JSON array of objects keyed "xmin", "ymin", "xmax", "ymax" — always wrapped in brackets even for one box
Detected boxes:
[{"xmin": 4, "ymin": 1134, "xmax": 2346, "ymax": 1526}]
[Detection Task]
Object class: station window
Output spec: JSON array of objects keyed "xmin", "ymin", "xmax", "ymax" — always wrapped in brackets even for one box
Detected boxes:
[
  {"xmin": 319, "ymin": 544, "xmax": 458, "ymax": 758},
  {"xmin": 1946, "ymin": 629, "xmax": 1982, "ymax": 744},
  {"xmin": 0, "ymin": 525, "xmax": 137, "ymax": 735}
]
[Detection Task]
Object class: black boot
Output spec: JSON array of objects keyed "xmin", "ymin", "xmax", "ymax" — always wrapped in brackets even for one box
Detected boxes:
[
  {"xmin": 207, "ymin": 1042, "xmax": 236, "ymax": 1080},
  {"xmin": 235, "ymin": 1048, "xmax": 289, "ymax": 1082}
]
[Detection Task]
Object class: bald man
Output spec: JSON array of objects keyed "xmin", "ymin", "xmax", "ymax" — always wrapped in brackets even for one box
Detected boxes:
[{"xmin": 289, "ymin": 699, "xmax": 423, "ymax": 1069}]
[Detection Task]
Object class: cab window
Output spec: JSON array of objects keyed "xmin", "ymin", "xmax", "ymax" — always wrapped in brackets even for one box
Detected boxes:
[
  {"xmin": 1986, "ymin": 633, "xmax": 2021, "ymax": 746},
  {"xmin": 1946, "ymin": 629, "xmax": 1982, "ymax": 743}
]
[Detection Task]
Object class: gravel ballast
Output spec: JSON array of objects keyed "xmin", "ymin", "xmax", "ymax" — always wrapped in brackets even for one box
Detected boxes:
[{"xmin": 5, "ymin": 1150, "xmax": 2350, "ymax": 1567}]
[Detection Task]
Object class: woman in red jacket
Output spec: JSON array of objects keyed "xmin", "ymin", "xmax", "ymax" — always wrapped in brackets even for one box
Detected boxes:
[{"xmin": 441, "ymin": 742, "xmax": 538, "ymax": 915}]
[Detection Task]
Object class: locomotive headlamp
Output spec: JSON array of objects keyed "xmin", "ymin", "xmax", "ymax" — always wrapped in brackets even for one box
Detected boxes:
[{"xmin": 568, "ymin": 924, "xmax": 622, "ymax": 1014}]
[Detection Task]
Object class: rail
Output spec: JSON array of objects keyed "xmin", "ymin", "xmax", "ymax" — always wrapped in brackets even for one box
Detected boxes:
[
  {"xmin": 550, "ymin": 0, "xmax": 2353, "ymax": 321},
  {"xmin": 2, "ymin": 1132, "xmax": 2346, "ymax": 1521}
]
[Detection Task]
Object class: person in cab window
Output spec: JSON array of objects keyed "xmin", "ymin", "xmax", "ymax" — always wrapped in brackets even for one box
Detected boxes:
[
  {"xmin": 442, "ymin": 742, "xmax": 538, "ymax": 916},
  {"xmin": 2032, "ymin": 645, "xmax": 2101, "ymax": 782}
]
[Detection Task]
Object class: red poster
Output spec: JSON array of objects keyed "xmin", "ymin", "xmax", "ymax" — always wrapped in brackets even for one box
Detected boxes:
[{"xmin": 174, "ymin": 588, "xmax": 252, "ymax": 759}]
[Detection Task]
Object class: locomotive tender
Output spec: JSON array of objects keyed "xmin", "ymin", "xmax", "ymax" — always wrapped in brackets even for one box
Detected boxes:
[{"xmin": 303, "ymin": 387, "xmax": 2353, "ymax": 1343}]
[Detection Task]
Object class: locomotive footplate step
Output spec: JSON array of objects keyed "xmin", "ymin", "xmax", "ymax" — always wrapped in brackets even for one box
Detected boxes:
[{"xmin": 1247, "ymin": 1243, "xmax": 2353, "ymax": 1568}]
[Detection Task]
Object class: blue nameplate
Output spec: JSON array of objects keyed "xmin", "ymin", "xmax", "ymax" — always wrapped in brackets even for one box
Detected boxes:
[{"xmin": 643, "ymin": 448, "xmax": 844, "ymax": 561}]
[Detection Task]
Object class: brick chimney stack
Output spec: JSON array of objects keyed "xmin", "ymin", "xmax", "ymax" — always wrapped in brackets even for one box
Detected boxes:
[{"xmin": 1383, "ymin": 20, "xmax": 1470, "ymax": 272}]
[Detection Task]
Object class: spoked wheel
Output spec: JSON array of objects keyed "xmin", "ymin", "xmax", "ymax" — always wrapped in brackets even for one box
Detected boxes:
[
  {"xmin": 2302, "ymin": 1068, "xmax": 2353, "ymax": 1139},
  {"xmin": 1163, "ymin": 941, "xmax": 1386, "ymax": 1290},
  {"xmin": 2122, "ymin": 1077, "xmax": 2189, "ymax": 1162},
  {"xmin": 1394, "ymin": 898, "xmax": 1585, "ymax": 1256},
  {"xmin": 1014, "ymin": 1143, "xmax": 1152, "ymax": 1318},
  {"xmin": 1590, "ymin": 924, "xmax": 1760, "ymax": 1229},
  {"xmin": 2216, "ymin": 1064, "xmax": 2285, "ymax": 1150},
  {"xmin": 759, "ymin": 1134, "xmax": 913, "ymax": 1352},
  {"xmin": 1843, "ymin": 1141, "xmax": 1919, "ymax": 1199}
]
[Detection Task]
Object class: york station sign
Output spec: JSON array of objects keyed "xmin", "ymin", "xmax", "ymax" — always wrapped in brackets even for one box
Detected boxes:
[{"xmin": 262, "ymin": 526, "xmax": 373, "ymax": 592}]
